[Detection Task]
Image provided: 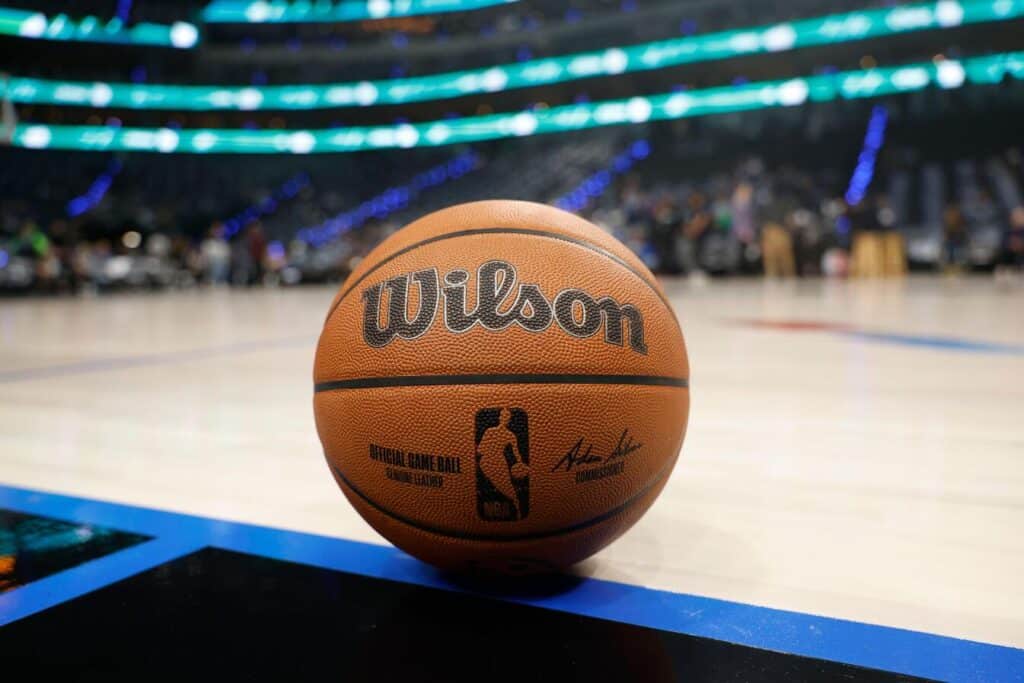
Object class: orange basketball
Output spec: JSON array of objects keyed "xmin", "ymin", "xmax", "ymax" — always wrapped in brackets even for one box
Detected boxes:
[{"xmin": 313, "ymin": 200, "xmax": 689, "ymax": 572}]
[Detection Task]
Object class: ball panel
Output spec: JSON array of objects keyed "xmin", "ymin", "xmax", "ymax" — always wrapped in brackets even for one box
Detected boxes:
[
  {"xmin": 331, "ymin": 457, "xmax": 676, "ymax": 571},
  {"xmin": 315, "ymin": 383, "xmax": 688, "ymax": 539},
  {"xmin": 314, "ymin": 232, "xmax": 687, "ymax": 383},
  {"xmin": 323, "ymin": 200, "xmax": 669, "ymax": 325}
]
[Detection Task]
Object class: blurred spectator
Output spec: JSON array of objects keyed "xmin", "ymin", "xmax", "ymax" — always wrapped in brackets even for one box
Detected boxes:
[
  {"xmin": 2, "ymin": 136, "xmax": 1023, "ymax": 294},
  {"xmin": 995, "ymin": 206, "xmax": 1024, "ymax": 283},
  {"xmin": 849, "ymin": 195, "xmax": 885, "ymax": 277},
  {"xmin": 200, "ymin": 223, "xmax": 231, "ymax": 285},
  {"xmin": 86, "ymin": 239, "xmax": 113, "ymax": 289},
  {"xmin": 246, "ymin": 223, "xmax": 268, "ymax": 285},
  {"xmin": 942, "ymin": 203, "xmax": 968, "ymax": 273},
  {"xmin": 760, "ymin": 191, "xmax": 796, "ymax": 278},
  {"xmin": 681, "ymin": 192, "xmax": 712, "ymax": 278},
  {"xmin": 875, "ymin": 195, "xmax": 896, "ymax": 232},
  {"xmin": 875, "ymin": 195, "xmax": 906, "ymax": 277},
  {"xmin": 230, "ymin": 232, "xmax": 254, "ymax": 286},
  {"xmin": 730, "ymin": 181, "xmax": 757, "ymax": 263},
  {"xmin": 12, "ymin": 221, "xmax": 49, "ymax": 261},
  {"xmin": 651, "ymin": 197, "xmax": 681, "ymax": 274},
  {"xmin": 790, "ymin": 208, "xmax": 824, "ymax": 276}
]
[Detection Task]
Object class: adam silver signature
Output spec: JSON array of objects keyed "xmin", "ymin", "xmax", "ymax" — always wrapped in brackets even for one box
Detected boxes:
[{"xmin": 551, "ymin": 428, "xmax": 643, "ymax": 472}]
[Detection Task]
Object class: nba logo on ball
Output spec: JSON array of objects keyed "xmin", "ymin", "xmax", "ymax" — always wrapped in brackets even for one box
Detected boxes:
[{"xmin": 474, "ymin": 407, "xmax": 530, "ymax": 521}]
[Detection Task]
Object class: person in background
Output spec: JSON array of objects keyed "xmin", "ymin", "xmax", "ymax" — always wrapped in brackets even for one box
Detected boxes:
[
  {"xmin": 620, "ymin": 177, "xmax": 646, "ymax": 225},
  {"xmin": 874, "ymin": 194, "xmax": 907, "ymax": 276},
  {"xmin": 730, "ymin": 181, "xmax": 757, "ymax": 272},
  {"xmin": 69, "ymin": 241, "xmax": 93, "ymax": 292},
  {"xmin": 681, "ymin": 191, "xmax": 712, "ymax": 280},
  {"xmin": 995, "ymin": 205, "xmax": 1024, "ymax": 284},
  {"xmin": 651, "ymin": 196, "xmax": 681, "ymax": 274},
  {"xmin": 246, "ymin": 222, "xmax": 268, "ymax": 286},
  {"xmin": 789, "ymin": 207, "xmax": 824, "ymax": 276},
  {"xmin": 169, "ymin": 235, "xmax": 197, "ymax": 282},
  {"xmin": 874, "ymin": 194, "xmax": 896, "ymax": 232},
  {"xmin": 711, "ymin": 189, "xmax": 733, "ymax": 235},
  {"xmin": 85, "ymin": 239, "xmax": 113, "ymax": 290},
  {"xmin": 942, "ymin": 203, "xmax": 968, "ymax": 274},
  {"xmin": 46, "ymin": 219, "xmax": 80, "ymax": 293},
  {"xmin": 230, "ymin": 234, "xmax": 252, "ymax": 286},
  {"xmin": 200, "ymin": 222, "xmax": 231, "ymax": 285},
  {"xmin": 10, "ymin": 221, "xmax": 56, "ymax": 291},
  {"xmin": 847, "ymin": 194, "xmax": 885, "ymax": 277},
  {"xmin": 12, "ymin": 221, "xmax": 48, "ymax": 263},
  {"xmin": 760, "ymin": 190, "xmax": 796, "ymax": 278},
  {"xmin": 703, "ymin": 188, "xmax": 738, "ymax": 274}
]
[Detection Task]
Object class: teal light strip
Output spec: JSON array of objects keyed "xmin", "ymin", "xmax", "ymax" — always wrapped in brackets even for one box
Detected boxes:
[
  {"xmin": 2, "ymin": 0, "xmax": 1020, "ymax": 110},
  {"xmin": 0, "ymin": 6, "xmax": 198, "ymax": 47},
  {"xmin": 203, "ymin": 0, "xmax": 517, "ymax": 23},
  {"xmin": 10, "ymin": 52, "xmax": 1024, "ymax": 154}
]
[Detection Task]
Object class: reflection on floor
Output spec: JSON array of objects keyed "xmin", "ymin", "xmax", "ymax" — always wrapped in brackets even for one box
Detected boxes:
[{"xmin": 0, "ymin": 510, "xmax": 148, "ymax": 592}]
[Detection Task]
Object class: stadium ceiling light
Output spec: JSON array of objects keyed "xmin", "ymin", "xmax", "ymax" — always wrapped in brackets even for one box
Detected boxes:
[
  {"xmin": 201, "ymin": 0, "xmax": 518, "ymax": 23},
  {"xmin": 2, "ymin": 0, "xmax": 1020, "ymax": 110},
  {"xmin": 9, "ymin": 51, "xmax": 1023, "ymax": 155},
  {"xmin": 0, "ymin": 6, "xmax": 199, "ymax": 47}
]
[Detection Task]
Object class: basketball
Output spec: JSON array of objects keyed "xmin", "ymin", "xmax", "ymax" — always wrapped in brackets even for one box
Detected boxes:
[{"xmin": 313, "ymin": 200, "xmax": 690, "ymax": 571}]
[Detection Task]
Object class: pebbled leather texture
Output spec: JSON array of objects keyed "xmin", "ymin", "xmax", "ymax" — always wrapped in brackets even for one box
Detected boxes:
[{"xmin": 314, "ymin": 200, "xmax": 690, "ymax": 571}]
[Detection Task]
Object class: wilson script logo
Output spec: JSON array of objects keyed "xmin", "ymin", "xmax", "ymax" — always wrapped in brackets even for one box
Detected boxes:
[{"xmin": 362, "ymin": 260, "xmax": 647, "ymax": 353}]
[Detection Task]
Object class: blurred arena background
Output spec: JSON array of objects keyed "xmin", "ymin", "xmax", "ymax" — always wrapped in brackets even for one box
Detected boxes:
[
  {"xmin": 3, "ymin": 4, "xmax": 1024, "ymax": 678},
  {"xmin": 1, "ymin": 0, "xmax": 1022, "ymax": 294}
]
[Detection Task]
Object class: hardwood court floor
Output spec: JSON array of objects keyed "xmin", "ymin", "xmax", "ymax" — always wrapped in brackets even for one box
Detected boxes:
[{"xmin": 1, "ymin": 276, "xmax": 1022, "ymax": 649}]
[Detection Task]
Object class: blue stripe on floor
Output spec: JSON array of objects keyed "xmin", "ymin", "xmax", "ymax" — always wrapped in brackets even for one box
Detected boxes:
[
  {"xmin": 1, "ymin": 483, "xmax": 1021, "ymax": 681},
  {"xmin": 736, "ymin": 319, "xmax": 1024, "ymax": 356},
  {"xmin": 841, "ymin": 331, "xmax": 1024, "ymax": 355}
]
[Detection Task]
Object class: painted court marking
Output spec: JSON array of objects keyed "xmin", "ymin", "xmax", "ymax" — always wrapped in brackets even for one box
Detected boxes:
[
  {"xmin": 735, "ymin": 319, "xmax": 1024, "ymax": 355},
  {"xmin": 0, "ymin": 536, "xmax": 205, "ymax": 627},
  {"xmin": 0, "ymin": 483, "xmax": 1021, "ymax": 681},
  {"xmin": 0, "ymin": 336, "xmax": 315, "ymax": 384}
]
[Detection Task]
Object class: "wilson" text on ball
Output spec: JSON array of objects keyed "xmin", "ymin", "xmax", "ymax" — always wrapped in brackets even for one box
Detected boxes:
[{"xmin": 361, "ymin": 260, "xmax": 647, "ymax": 353}]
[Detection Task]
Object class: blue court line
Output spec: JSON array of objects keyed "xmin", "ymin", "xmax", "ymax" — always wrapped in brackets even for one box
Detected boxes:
[
  {"xmin": 0, "ymin": 335, "xmax": 315, "ymax": 384},
  {"xmin": 0, "ymin": 535, "xmax": 205, "ymax": 626},
  {"xmin": 840, "ymin": 330, "xmax": 1024, "ymax": 355},
  {"xmin": 207, "ymin": 523, "xmax": 1024, "ymax": 683},
  {"xmin": 0, "ymin": 486, "xmax": 211, "ymax": 537},
  {"xmin": 1, "ymin": 483, "xmax": 1022, "ymax": 681},
  {"xmin": 738, "ymin": 319, "xmax": 1024, "ymax": 356}
]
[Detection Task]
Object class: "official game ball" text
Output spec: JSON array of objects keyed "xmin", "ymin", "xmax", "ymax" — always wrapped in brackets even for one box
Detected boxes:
[{"xmin": 361, "ymin": 260, "xmax": 647, "ymax": 353}]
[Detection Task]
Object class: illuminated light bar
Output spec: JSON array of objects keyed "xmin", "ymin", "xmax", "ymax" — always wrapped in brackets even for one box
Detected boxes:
[
  {"xmin": 845, "ymin": 105, "xmax": 888, "ymax": 205},
  {"xmin": 0, "ymin": 6, "xmax": 199, "ymax": 47},
  {"xmin": 202, "ymin": 0, "xmax": 517, "ymax": 23},
  {"xmin": 67, "ymin": 158, "xmax": 123, "ymax": 217},
  {"xmin": 10, "ymin": 52, "xmax": 1024, "ymax": 154},
  {"xmin": 3, "ymin": 0, "xmax": 1020, "ymax": 109},
  {"xmin": 555, "ymin": 140, "xmax": 649, "ymax": 213},
  {"xmin": 298, "ymin": 151, "xmax": 479, "ymax": 245}
]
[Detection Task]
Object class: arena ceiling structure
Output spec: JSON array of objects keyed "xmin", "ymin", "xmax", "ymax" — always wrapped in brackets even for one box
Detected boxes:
[{"xmin": 1, "ymin": 0, "xmax": 1022, "ymax": 155}]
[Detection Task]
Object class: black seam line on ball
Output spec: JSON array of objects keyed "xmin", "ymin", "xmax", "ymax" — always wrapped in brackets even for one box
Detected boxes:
[
  {"xmin": 328, "ymin": 453, "xmax": 678, "ymax": 542},
  {"xmin": 323, "ymin": 227, "xmax": 675, "ymax": 325},
  {"xmin": 314, "ymin": 373, "xmax": 689, "ymax": 392}
]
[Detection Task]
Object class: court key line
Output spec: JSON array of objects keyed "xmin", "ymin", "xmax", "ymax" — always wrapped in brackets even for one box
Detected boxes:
[
  {"xmin": 0, "ymin": 483, "xmax": 1021, "ymax": 681},
  {"xmin": 0, "ymin": 336, "xmax": 315, "ymax": 384}
]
